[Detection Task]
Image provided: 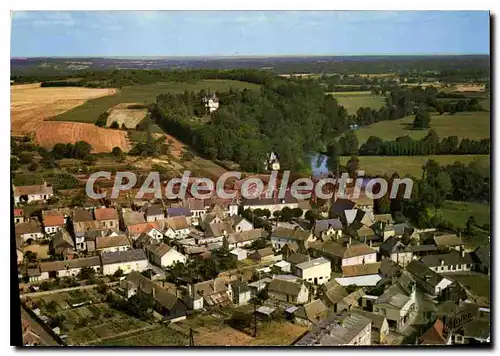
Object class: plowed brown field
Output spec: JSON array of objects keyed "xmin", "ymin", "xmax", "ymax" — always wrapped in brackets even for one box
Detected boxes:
[{"xmin": 11, "ymin": 83, "xmax": 130, "ymax": 153}]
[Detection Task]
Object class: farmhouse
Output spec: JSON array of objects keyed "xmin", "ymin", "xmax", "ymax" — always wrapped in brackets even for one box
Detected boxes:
[
  {"xmin": 406, "ymin": 260, "xmax": 453, "ymax": 296},
  {"xmin": 231, "ymin": 280, "xmax": 252, "ymax": 305},
  {"xmin": 144, "ymin": 204, "xmax": 165, "ymax": 222},
  {"xmin": 223, "ymin": 228, "xmax": 265, "ymax": 249},
  {"xmin": 267, "ymin": 276, "xmax": 309, "ymax": 305},
  {"xmin": 471, "ymin": 246, "xmax": 490, "ymax": 275},
  {"xmin": 312, "ymin": 218, "xmax": 343, "ymax": 240},
  {"xmin": 121, "ymin": 271, "xmax": 188, "ymax": 322},
  {"xmin": 352, "ymin": 309, "xmax": 389, "ymax": 344},
  {"xmin": 185, "ymin": 278, "xmax": 232, "ymax": 310},
  {"xmin": 43, "ymin": 214, "xmax": 65, "ymax": 235},
  {"xmin": 379, "ymin": 236, "xmax": 413, "ymax": 267},
  {"xmin": 95, "ymin": 234, "xmax": 131, "ymax": 254},
  {"xmin": 39, "ymin": 256, "xmax": 101, "ymax": 280},
  {"xmin": 433, "ymin": 234, "xmax": 465, "ymax": 251},
  {"xmin": 230, "ymin": 215, "xmax": 254, "ymax": 232},
  {"xmin": 13, "ymin": 182, "xmax": 53, "ymax": 204},
  {"xmin": 294, "ymin": 257, "xmax": 331, "ymax": 285},
  {"xmin": 15, "ymin": 221, "xmax": 44, "ymax": 242},
  {"xmin": 309, "ymin": 241, "xmax": 376, "ymax": 272},
  {"xmin": 145, "ymin": 244, "xmax": 187, "ymax": 268},
  {"xmin": 290, "ymin": 299, "xmax": 329, "ymax": 327},
  {"xmin": 94, "ymin": 207, "xmax": 119, "ymax": 230},
  {"xmin": 126, "ymin": 221, "xmax": 162, "ymax": 240},
  {"xmin": 51, "ymin": 229, "xmax": 75, "ymax": 258},
  {"xmin": 271, "ymin": 227, "xmax": 315, "ymax": 251},
  {"xmin": 420, "ymin": 250, "xmax": 473, "ymax": 273},
  {"xmin": 242, "ymin": 193, "xmax": 300, "ymax": 216},
  {"xmin": 101, "ymin": 249, "xmax": 148, "ymax": 275},
  {"xmin": 164, "ymin": 216, "xmax": 190, "ymax": 239},
  {"xmin": 14, "ymin": 209, "xmax": 25, "ymax": 224}
]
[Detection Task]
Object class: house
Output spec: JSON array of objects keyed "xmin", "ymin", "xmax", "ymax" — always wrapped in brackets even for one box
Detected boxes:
[
  {"xmin": 229, "ymin": 247, "xmax": 248, "ymax": 261},
  {"xmin": 267, "ymin": 276, "xmax": 309, "ymax": 305},
  {"xmin": 294, "ymin": 257, "xmax": 331, "ymax": 285},
  {"xmin": 336, "ymin": 289, "xmax": 366, "ymax": 313},
  {"xmin": 164, "ymin": 217, "xmax": 190, "ymax": 239},
  {"xmin": 42, "ymin": 214, "xmax": 65, "ymax": 235},
  {"xmin": 183, "ymin": 199, "xmax": 206, "ymax": 222},
  {"xmin": 14, "ymin": 209, "xmax": 25, "ymax": 224},
  {"xmin": 185, "ymin": 278, "xmax": 232, "ymax": 310},
  {"xmin": 281, "ymin": 241, "xmax": 300, "ymax": 260},
  {"xmin": 471, "ymin": 246, "xmax": 490, "ymax": 275},
  {"xmin": 121, "ymin": 271, "xmax": 188, "ymax": 322},
  {"xmin": 247, "ymin": 277, "xmax": 272, "ymax": 297},
  {"xmin": 295, "ymin": 312, "xmax": 372, "ymax": 346},
  {"xmin": 13, "ymin": 182, "xmax": 53, "ymax": 204},
  {"xmin": 433, "ymin": 234, "xmax": 464, "ymax": 251},
  {"xmin": 337, "ymin": 263, "xmax": 382, "ymax": 287},
  {"xmin": 352, "ymin": 309, "xmax": 389, "ymax": 344},
  {"xmin": 122, "ymin": 210, "xmax": 147, "ymax": 227},
  {"xmin": 126, "ymin": 221, "xmax": 162, "ymax": 240},
  {"xmin": 271, "ymin": 227, "xmax": 315, "ymax": 251},
  {"xmin": 39, "ymin": 256, "xmax": 101, "ymax": 280},
  {"xmin": 274, "ymin": 260, "xmax": 291, "ymax": 273},
  {"xmin": 16, "ymin": 235, "xmax": 24, "ymax": 265},
  {"xmin": 145, "ymin": 244, "xmax": 187, "ymax": 268},
  {"xmin": 166, "ymin": 207, "xmax": 191, "ymax": 219},
  {"xmin": 319, "ymin": 280, "xmax": 349, "ymax": 310},
  {"xmin": 418, "ymin": 318, "xmax": 451, "ymax": 345},
  {"xmin": 94, "ymin": 207, "xmax": 119, "ymax": 230},
  {"xmin": 406, "ymin": 260, "xmax": 453, "ymax": 296},
  {"xmin": 51, "ymin": 229, "xmax": 75, "ymax": 258},
  {"xmin": 231, "ymin": 280, "xmax": 252, "ymax": 305},
  {"xmin": 405, "ymin": 244, "xmax": 438, "ymax": 258},
  {"xmin": 26, "ymin": 268, "xmax": 42, "ymax": 283},
  {"xmin": 379, "ymin": 236, "xmax": 413, "ymax": 267},
  {"xmin": 144, "ymin": 204, "xmax": 165, "ymax": 222},
  {"xmin": 291, "ymin": 299, "xmax": 329, "ymax": 327},
  {"xmin": 204, "ymin": 220, "xmax": 234, "ymax": 240},
  {"xmin": 95, "ymin": 234, "xmax": 131, "ymax": 254},
  {"xmin": 373, "ymin": 273, "xmax": 416, "ymax": 330},
  {"xmin": 242, "ymin": 192, "xmax": 301, "ymax": 216},
  {"xmin": 101, "ymin": 249, "xmax": 149, "ymax": 275},
  {"xmin": 420, "ymin": 250, "xmax": 473, "ymax": 273},
  {"xmin": 72, "ymin": 208, "xmax": 98, "ymax": 251},
  {"xmin": 451, "ymin": 319, "xmax": 490, "ymax": 344},
  {"xmin": 230, "ymin": 216, "xmax": 254, "ymax": 232},
  {"xmin": 223, "ymin": 228, "xmax": 265, "ymax": 249},
  {"xmin": 249, "ymin": 247, "xmax": 275, "ymax": 262},
  {"xmin": 202, "ymin": 93, "xmax": 219, "ymax": 113},
  {"xmin": 309, "ymin": 241, "xmax": 377, "ymax": 272},
  {"xmin": 378, "ymin": 258, "xmax": 403, "ymax": 279},
  {"xmin": 15, "ymin": 220, "xmax": 44, "ymax": 242},
  {"xmin": 312, "ymin": 219, "xmax": 343, "ymax": 240}
]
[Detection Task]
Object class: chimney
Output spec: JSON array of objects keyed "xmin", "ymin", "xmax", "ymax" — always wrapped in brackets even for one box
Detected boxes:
[
  {"xmin": 369, "ymin": 240, "xmax": 373, "ymax": 248},
  {"xmin": 461, "ymin": 248, "xmax": 465, "ymax": 258}
]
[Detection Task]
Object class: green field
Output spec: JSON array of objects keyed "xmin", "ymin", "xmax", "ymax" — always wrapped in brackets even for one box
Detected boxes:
[
  {"xmin": 353, "ymin": 112, "xmax": 490, "ymax": 145},
  {"xmin": 447, "ymin": 273, "xmax": 490, "ymax": 304},
  {"xmin": 340, "ymin": 155, "xmax": 489, "ymax": 177},
  {"xmin": 327, "ymin": 91, "xmax": 386, "ymax": 115},
  {"xmin": 439, "ymin": 200, "xmax": 490, "ymax": 228},
  {"xmin": 100, "ymin": 326, "xmax": 187, "ymax": 346},
  {"xmin": 50, "ymin": 80, "xmax": 260, "ymax": 123}
]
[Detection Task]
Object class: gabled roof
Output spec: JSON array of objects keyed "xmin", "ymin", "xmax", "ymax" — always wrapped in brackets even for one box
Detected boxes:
[
  {"xmin": 268, "ymin": 277, "xmax": 304, "ymax": 296},
  {"xmin": 419, "ymin": 319, "xmax": 447, "ymax": 345},
  {"xmin": 320, "ymin": 280, "xmax": 348, "ymax": 305},
  {"xmin": 205, "ymin": 221, "xmax": 234, "ymax": 237},
  {"xmin": 166, "ymin": 207, "xmax": 190, "ymax": 217},
  {"xmin": 272, "ymin": 227, "xmax": 311, "ymax": 241},
  {"xmin": 192, "ymin": 278, "xmax": 228, "ymax": 297},
  {"xmin": 433, "ymin": 234, "xmax": 464, "ymax": 247},
  {"xmin": 294, "ymin": 299, "xmax": 328, "ymax": 325},
  {"xmin": 406, "ymin": 260, "xmax": 447, "ymax": 288},
  {"xmin": 40, "ymin": 256, "xmax": 100, "ymax": 272},
  {"xmin": 124, "ymin": 271, "xmax": 181, "ymax": 310},
  {"xmin": 123, "ymin": 210, "xmax": 146, "ymax": 226},
  {"xmin": 226, "ymin": 228, "xmax": 264, "ymax": 244},
  {"xmin": 73, "ymin": 208, "xmax": 94, "ymax": 222},
  {"xmin": 472, "ymin": 246, "xmax": 490, "ymax": 269},
  {"xmin": 296, "ymin": 257, "xmax": 330, "ymax": 271},
  {"xmin": 101, "ymin": 249, "xmax": 147, "ymax": 265},
  {"xmin": 145, "ymin": 243, "xmax": 174, "ymax": 258},
  {"xmin": 252, "ymin": 247, "xmax": 274, "ymax": 258},
  {"xmin": 127, "ymin": 222, "xmax": 160, "ymax": 236},
  {"xmin": 342, "ymin": 262, "xmax": 381, "ymax": 277},
  {"xmin": 15, "ymin": 221, "xmax": 42, "ymax": 235},
  {"xmin": 287, "ymin": 252, "xmax": 310, "ymax": 265},
  {"xmin": 52, "ymin": 229, "xmax": 74, "ymax": 249},
  {"xmin": 96, "ymin": 235, "xmax": 130, "ymax": 250},
  {"xmin": 43, "ymin": 214, "xmax": 65, "ymax": 227},
  {"xmin": 14, "ymin": 183, "xmax": 53, "ymax": 197},
  {"xmin": 14, "ymin": 208, "xmax": 24, "ymax": 217},
  {"xmin": 166, "ymin": 216, "xmax": 189, "ymax": 231},
  {"xmin": 94, "ymin": 207, "xmax": 118, "ymax": 221},
  {"xmin": 380, "ymin": 236, "xmax": 406, "ymax": 255},
  {"xmin": 373, "ymin": 214, "xmax": 394, "ymax": 225},
  {"xmin": 343, "ymin": 243, "xmax": 376, "ymax": 258},
  {"xmin": 313, "ymin": 219, "xmax": 343, "ymax": 237},
  {"xmin": 351, "ymin": 309, "xmax": 387, "ymax": 329},
  {"xmin": 420, "ymin": 250, "xmax": 473, "ymax": 267},
  {"xmin": 330, "ymin": 198, "xmax": 356, "ymax": 217}
]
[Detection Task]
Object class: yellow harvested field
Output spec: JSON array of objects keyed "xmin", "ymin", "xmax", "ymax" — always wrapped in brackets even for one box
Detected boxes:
[
  {"xmin": 106, "ymin": 103, "xmax": 148, "ymax": 129},
  {"xmin": 10, "ymin": 83, "xmax": 130, "ymax": 153},
  {"xmin": 454, "ymin": 84, "xmax": 486, "ymax": 92}
]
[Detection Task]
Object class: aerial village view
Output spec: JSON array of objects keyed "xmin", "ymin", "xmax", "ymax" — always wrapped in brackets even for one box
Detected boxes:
[{"xmin": 11, "ymin": 10, "xmax": 490, "ymax": 347}]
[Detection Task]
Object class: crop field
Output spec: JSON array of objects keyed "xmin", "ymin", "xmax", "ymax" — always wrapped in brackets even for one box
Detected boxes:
[
  {"xmin": 30, "ymin": 289, "xmax": 153, "ymax": 346},
  {"xmin": 106, "ymin": 103, "xmax": 148, "ymax": 129},
  {"xmin": 353, "ymin": 112, "xmax": 490, "ymax": 145},
  {"xmin": 327, "ymin": 91, "xmax": 386, "ymax": 114},
  {"xmin": 340, "ymin": 154, "xmax": 490, "ymax": 177},
  {"xmin": 439, "ymin": 200, "xmax": 490, "ymax": 228},
  {"xmin": 100, "ymin": 326, "xmax": 187, "ymax": 346},
  {"xmin": 51, "ymin": 80, "xmax": 260, "ymax": 124},
  {"xmin": 10, "ymin": 83, "xmax": 130, "ymax": 153}
]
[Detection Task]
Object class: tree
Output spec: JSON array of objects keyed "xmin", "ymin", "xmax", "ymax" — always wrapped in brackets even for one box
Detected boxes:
[
  {"xmin": 95, "ymin": 112, "xmax": 109, "ymax": 127},
  {"xmin": 326, "ymin": 140, "xmax": 341, "ymax": 174},
  {"xmin": 78, "ymin": 266, "xmax": 96, "ymax": 280},
  {"xmin": 346, "ymin": 155, "xmax": 360, "ymax": 176},
  {"xmin": 113, "ymin": 269, "xmax": 124, "ymax": 278},
  {"xmin": 339, "ymin": 131, "xmax": 359, "ymax": 156},
  {"xmin": 465, "ymin": 216, "xmax": 476, "ymax": 236},
  {"xmin": 18, "ymin": 152, "xmax": 34, "ymax": 164},
  {"xmin": 291, "ymin": 208, "xmax": 303, "ymax": 218},
  {"xmin": 73, "ymin": 141, "xmax": 92, "ymax": 159},
  {"xmin": 181, "ymin": 151, "xmax": 194, "ymax": 162},
  {"xmin": 413, "ymin": 105, "xmax": 431, "ymax": 129},
  {"xmin": 110, "ymin": 121, "xmax": 120, "ymax": 129},
  {"xmin": 28, "ymin": 162, "xmax": 38, "ymax": 171},
  {"xmin": 112, "ymin": 147, "xmax": 123, "ymax": 156}
]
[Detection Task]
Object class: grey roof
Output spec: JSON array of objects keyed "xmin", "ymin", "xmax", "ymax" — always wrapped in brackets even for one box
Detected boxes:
[
  {"xmin": 166, "ymin": 207, "xmax": 190, "ymax": 217},
  {"xmin": 393, "ymin": 223, "xmax": 411, "ymax": 236},
  {"xmin": 376, "ymin": 292, "xmax": 410, "ymax": 309},
  {"xmin": 124, "ymin": 271, "xmax": 180, "ymax": 310},
  {"xmin": 433, "ymin": 234, "xmax": 464, "ymax": 247},
  {"xmin": 40, "ymin": 256, "xmax": 101, "ymax": 272},
  {"xmin": 379, "ymin": 236, "xmax": 406, "ymax": 255},
  {"xmin": 295, "ymin": 312, "xmax": 372, "ymax": 346},
  {"xmin": 101, "ymin": 249, "xmax": 147, "ymax": 265},
  {"xmin": 268, "ymin": 278, "xmax": 304, "ymax": 296},
  {"xmin": 206, "ymin": 221, "xmax": 234, "ymax": 237},
  {"xmin": 296, "ymin": 257, "xmax": 331, "ymax": 271},
  {"xmin": 294, "ymin": 299, "xmax": 329, "ymax": 324},
  {"xmin": 313, "ymin": 219, "xmax": 343, "ymax": 237},
  {"xmin": 472, "ymin": 246, "xmax": 490, "ymax": 269},
  {"xmin": 286, "ymin": 252, "xmax": 310, "ymax": 265},
  {"xmin": 145, "ymin": 204, "xmax": 164, "ymax": 217},
  {"xmin": 405, "ymin": 245, "xmax": 438, "ymax": 253},
  {"xmin": 351, "ymin": 309, "xmax": 387, "ymax": 329},
  {"xmin": 406, "ymin": 260, "xmax": 446, "ymax": 288},
  {"xmin": 420, "ymin": 250, "xmax": 473, "ymax": 267},
  {"xmin": 330, "ymin": 198, "xmax": 356, "ymax": 217},
  {"xmin": 272, "ymin": 227, "xmax": 311, "ymax": 241}
]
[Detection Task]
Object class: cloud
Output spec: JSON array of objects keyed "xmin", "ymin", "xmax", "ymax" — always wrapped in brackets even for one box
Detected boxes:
[{"xmin": 13, "ymin": 11, "xmax": 76, "ymax": 27}]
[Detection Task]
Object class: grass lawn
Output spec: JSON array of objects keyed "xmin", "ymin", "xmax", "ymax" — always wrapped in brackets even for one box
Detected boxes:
[
  {"xmin": 327, "ymin": 91, "xmax": 385, "ymax": 115},
  {"xmin": 439, "ymin": 200, "xmax": 490, "ymax": 228},
  {"xmin": 340, "ymin": 155, "xmax": 489, "ymax": 177},
  {"xmin": 353, "ymin": 112, "xmax": 490, "ymax": 145},
  {"xmin": 447, "ymin": 273, "xmax": 490, "ymax": 304},
  {"xmin": 50, "ymin": 80, "xmax": 260, "ymax": 123},
  {"xmin": 100, "ymin": 326, "xmax": 187, "ymax": 346}
]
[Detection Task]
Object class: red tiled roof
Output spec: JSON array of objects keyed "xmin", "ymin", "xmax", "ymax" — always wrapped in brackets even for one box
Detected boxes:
[
  {"xmin": 44, "ymin": 215, "xmax": 65, "ymax": 227},
  {"xmin": 128, "ymin": 222, "xmax": 160, "ymax": 235},
  {"xmin": 94, "ymin": 207, "xmax": 118, "ymax": 221},
  {"xmin": 419, "ymin": 319, "xmax": 447, "ymax": 345},
  {"xmin": 14, "ymin": 209, "xmax": 24, "ymax": 217}
]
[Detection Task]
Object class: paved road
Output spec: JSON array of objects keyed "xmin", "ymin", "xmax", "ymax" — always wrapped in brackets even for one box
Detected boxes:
[{"xmin": 20, "ymin": 306, "xmax": 61, "ymax": 346}]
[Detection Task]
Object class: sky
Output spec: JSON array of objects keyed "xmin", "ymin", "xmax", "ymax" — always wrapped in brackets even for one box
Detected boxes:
[{"xmin": 10, "ymin": 11, "xmax": 490, "ymax": 57}]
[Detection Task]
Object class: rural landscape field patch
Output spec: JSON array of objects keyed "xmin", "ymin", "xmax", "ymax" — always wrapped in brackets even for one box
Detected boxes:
[{"xmin": 327, "ymin": 91, "xmax": 386, "ymax": 114}]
